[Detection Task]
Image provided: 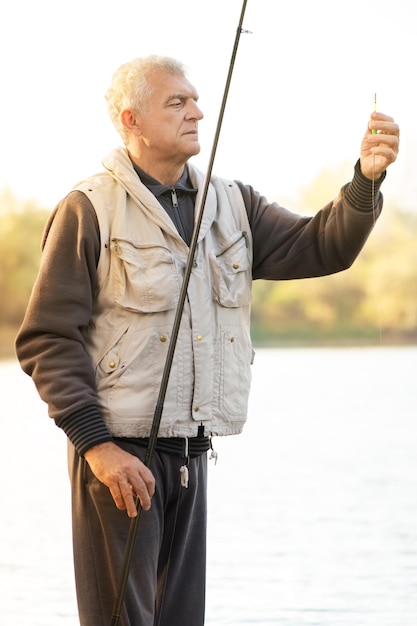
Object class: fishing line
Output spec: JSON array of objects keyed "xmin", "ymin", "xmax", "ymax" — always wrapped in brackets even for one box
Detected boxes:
[
  {"xmin": 371, "ymin": 92, "xmax": 378, "ymax": 220},
  {"xmin": 372, "ymin": 93, "xmax": 377, "ymax": 240},
  {"xmin": 371, "ymin": 92, "xmax": 383, "ymax": 346}
]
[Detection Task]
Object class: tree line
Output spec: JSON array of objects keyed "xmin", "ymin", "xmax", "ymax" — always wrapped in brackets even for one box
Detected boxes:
[{"xmin": 1, "ymin": 182, "xmax": 416, "ymax": 358}]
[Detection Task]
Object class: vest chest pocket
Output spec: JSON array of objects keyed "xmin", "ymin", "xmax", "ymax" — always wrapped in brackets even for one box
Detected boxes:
[
  {"xmin": 111, "ymin": 238, "xmax": 181, "ymax": 313},
  {"xmin": 211, "ymin": 231, "xmax": 252, "ymax": 307}
]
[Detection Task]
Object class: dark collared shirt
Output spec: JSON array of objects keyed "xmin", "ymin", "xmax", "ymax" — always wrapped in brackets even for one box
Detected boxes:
[{"xmin": 132, "ymin": 162, "xmax": 197, "ymax": 246}]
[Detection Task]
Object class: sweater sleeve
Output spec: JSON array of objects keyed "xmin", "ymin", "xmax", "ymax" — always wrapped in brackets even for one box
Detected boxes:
[
  {"xmin": 237, "ymin": 160, "xmax": 386, "ymax": 280},
  {"xmin": 15, "ymin": 191, "xmax": 113, "ymax": 456}
]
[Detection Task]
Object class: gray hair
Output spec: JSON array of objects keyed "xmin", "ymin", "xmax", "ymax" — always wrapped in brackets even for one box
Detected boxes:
[{"xmin": 105, "ymin": 55, "xmax": 186, "ymax": 143}]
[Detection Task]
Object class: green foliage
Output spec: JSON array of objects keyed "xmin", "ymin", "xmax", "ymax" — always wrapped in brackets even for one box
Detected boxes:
[
  {"xmin": 1, "ymin": 169, "xmax": 416, "ymax": 359},
  {"xmin": 0, "ymin": 189, "xmax": 50, "ymax": 327},
  {"xmin": 251, "ymin": 205, "xmax": 417, "ymax": 345}
]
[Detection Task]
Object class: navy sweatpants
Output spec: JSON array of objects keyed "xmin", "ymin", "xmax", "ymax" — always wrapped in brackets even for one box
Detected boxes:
[{"xmin": 68, "ymin": 440, "xmax": 208, "ymax": 626}]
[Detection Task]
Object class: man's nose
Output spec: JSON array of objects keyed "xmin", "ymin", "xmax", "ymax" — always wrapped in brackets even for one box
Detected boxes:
[{"xmin": 187, "ymin": 100, "xmax": 204, "ymax": 121}]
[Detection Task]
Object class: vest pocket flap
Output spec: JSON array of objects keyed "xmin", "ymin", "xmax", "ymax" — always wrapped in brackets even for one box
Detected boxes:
[
  {"xmin": 111, "ymin": 238, "xmax": 180, "ymax": 313},
  {"xmin": 216, "ymin": 231, "xmax": 249, "ymax": 274},
  {"xmin": 211, "ymin": 232, "xmax": 252, "ymax": 307},
  {"xmin": 99, "ymin": 352, "xmax": 120, "ymax": 374}
]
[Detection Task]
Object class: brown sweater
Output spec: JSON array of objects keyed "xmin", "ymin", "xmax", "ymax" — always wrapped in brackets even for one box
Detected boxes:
[{"xmin": 15, "ymin": 160, "xmax": 384, "ymax": 455}]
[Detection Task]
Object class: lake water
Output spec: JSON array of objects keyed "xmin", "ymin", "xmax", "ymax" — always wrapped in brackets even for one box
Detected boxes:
[{"xmin": 1, "ymin": 346, "xmax": 416, "ymax": 625}]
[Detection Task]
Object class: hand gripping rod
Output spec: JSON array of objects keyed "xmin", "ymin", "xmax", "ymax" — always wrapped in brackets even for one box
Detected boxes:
[{"xmin": 110, "ymin": 1, "xmax": 249, "ymax": 623}]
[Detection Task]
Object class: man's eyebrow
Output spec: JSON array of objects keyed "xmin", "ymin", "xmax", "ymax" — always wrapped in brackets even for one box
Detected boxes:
[{"xmin": 163, "ymin": 92, "xmax": 199, "ymax": 105}]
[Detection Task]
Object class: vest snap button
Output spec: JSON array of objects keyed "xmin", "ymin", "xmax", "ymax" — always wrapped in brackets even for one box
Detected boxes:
[
  {"xmin": 160, "ymin": 335, "xmax": 167, "ymax": 343},
  {"xmin": 109, "ymin": 361, "xmax": 116, "ymax": 368},
  {"xmin": 233, "ymin": 263, "xmax": 240, "ymax": 270},
  {"xmin": 197, "ymin": 335, "xmax": 203, "ymax": 341}
]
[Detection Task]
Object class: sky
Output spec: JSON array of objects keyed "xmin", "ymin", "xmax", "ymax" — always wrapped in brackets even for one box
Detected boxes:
[{"xmin": 0, "ymin": 0, "xmax": 415, "ymax": 213}]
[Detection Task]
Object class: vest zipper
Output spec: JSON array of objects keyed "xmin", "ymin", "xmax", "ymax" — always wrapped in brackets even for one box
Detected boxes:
[
  {"xmin": 171, "ymin": 188, "xmax": 189, "ymax": 244},
  {"xmin": 215, "ymin": 231, "xmax": 248, "ymax": 257},
  {"xmin": 171, "ymin": 188, "xmax": 179, "ymax": 209}
]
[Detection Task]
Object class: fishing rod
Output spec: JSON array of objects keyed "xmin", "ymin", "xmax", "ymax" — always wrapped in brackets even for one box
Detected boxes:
[{"xmin": 110, "ymin": 1, "xmax": 250, "ymax": 623}]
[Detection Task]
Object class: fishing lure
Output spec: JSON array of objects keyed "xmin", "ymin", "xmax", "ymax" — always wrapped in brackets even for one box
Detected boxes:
[{"xmin": 372, "ymin": 92, "xmax": 377, "ymax": 134}]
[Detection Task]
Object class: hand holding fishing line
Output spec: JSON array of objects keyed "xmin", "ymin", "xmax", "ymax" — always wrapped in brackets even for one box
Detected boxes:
[{"xmin": 360, "ymin": 106, "xmax": 399, "ymax": 180}]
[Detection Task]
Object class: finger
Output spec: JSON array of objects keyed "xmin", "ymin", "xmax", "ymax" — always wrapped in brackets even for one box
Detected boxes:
[
  {"xmin": 121, "ymin": 483, "xmax": 140, "ymax": 518},
  {"xmin": 370, "ymin": 135, "xmax": 399, "ymax": 159},
  {"xmin": 369, "ymin": 120, "xmax": 399, "ymax": 138},
  {"xmin": 370, "ymin": 111, "xmax": 394, "ymax": 124},
  {"xmin": 129, "ymin": 471, "xmax": 155, "ymax": 512},
  {"xmin": 371, "ymin": 146, "xmax": 398, "ymax": 166},
  {"xmin": 109, "ymin": 483, "xmax": 138, "ymax": 517}
]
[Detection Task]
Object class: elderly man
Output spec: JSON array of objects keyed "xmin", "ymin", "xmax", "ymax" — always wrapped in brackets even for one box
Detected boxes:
[{"xmin": 16, "ymin": 55, "xmax": 399, "ymax": 625}]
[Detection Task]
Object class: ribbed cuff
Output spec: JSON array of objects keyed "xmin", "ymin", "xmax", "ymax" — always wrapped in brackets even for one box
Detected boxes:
[
  {"xmin": 345, "ymin": 159, "xmax": 386, "ymax": 212},
  {"xmin": 56, "ymin": 405, "xmax": 113, "ymax": 456}
]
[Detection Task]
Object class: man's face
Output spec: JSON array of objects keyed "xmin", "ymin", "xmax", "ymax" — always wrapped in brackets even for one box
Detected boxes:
[{"xmin": 135, "ymin": 70, "xmax": 204, "ymax": 164}]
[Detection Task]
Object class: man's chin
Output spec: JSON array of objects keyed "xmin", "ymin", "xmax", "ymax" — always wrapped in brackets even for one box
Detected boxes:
[{"xmin": 186, "ymin": 142, "xmax": 201, "ymax": 158}]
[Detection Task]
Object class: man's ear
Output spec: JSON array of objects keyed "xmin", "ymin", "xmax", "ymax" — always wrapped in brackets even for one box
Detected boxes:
[{"xmin": 121, "ymin": 109, "xmax": 142, "ymax": 136}]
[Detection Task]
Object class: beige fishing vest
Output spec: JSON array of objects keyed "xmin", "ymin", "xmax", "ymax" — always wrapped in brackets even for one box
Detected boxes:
[{"xmin": 77, "ymin": 147, "xmax": 254, "ymax": 439}]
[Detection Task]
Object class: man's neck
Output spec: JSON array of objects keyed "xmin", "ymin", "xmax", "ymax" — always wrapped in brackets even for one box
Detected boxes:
[{"xmin": 128, "ymin": 151, "xmax": 186, "ymax": 187}]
